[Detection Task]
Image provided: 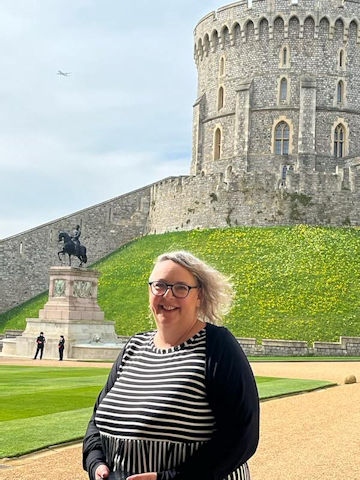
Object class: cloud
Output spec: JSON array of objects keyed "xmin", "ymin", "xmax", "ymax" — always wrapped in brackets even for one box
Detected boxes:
[{"xmin": 0, "ymin": 1, "xmax": 222, "ymax": 238}]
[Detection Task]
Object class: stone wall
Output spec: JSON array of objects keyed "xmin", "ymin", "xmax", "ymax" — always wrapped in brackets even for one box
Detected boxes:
[
  {"xmin": 0, "ymin": 185, "xmax": 152, "ymax": 314},
  {"xmin": 148, "ymin": 166, "xmax": 360, "ymax": 234},
  {"xmin": 3, "ymin": 166, "xmax": 360, "ymax": 314},
  {"xmin": 238, "ymin": 336, "xmax": 360, "ymax": 356},
  {"xmin": 234, "ymin": 336, "xmax": 360, "ymax": 356},
  {"xmin": 262, "ymin": 336, "xmax": 360, "ymax": 357}
]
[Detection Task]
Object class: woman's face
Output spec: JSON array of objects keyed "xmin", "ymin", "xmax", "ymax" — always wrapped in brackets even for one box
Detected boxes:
[{"xmin": 149, "ymin": 260, "xmax": 201, "ymax": 332}]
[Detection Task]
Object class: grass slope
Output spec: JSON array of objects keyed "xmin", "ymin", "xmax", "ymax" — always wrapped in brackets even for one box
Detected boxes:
[
  {"xmin": 0, "ymin": 365, "xmax": 334, "ymax": 458},
  {"xmin": 1, "ymin": 226, "xmax": 360, "ymax": 344}
]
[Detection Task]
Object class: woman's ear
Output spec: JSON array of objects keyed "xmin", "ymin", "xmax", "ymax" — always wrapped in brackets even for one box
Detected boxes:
[{"xmin": 196, "ymin": 288, "xmax": 202, "ymax": 307}]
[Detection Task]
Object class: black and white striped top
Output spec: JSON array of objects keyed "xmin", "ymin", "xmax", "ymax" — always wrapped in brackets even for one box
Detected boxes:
[{"xmin": 95, "ymin": 329, "xmax": 250, "ymax": 480}]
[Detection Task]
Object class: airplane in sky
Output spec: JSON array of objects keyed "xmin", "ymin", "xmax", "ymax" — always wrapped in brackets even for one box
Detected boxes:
[{"xmin": 57, "ymin": 70, "xmax": 71, "ymax": 76}]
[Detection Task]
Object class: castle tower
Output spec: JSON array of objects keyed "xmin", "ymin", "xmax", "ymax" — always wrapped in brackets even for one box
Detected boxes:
[{"xmin": 191, "ymin": 0, "xmax": 360, "ymax": 189}]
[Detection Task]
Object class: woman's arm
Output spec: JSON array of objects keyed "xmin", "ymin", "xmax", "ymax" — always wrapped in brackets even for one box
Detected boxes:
[
  {"xmin": 158, "ymin": 325, "xmax": 260, "ymax": 480},
  {"xmin": 82, "ymin": 350, "xmax": 125, "ymax": 479}
]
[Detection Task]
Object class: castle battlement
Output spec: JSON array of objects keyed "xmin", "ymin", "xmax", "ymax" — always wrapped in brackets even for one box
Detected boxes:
[
  {"xmin": 194, "ymin": 0, "xmax": 360, "ymax": 72},
  {"xmin": 195, "ymin": 0, "xmax": 360, "ymax": 51}
]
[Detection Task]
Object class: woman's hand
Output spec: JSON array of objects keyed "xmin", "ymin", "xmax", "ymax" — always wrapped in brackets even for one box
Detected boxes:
[
  {"xmin": 95, "ymin": 464, "xmax": 110, "ymax": 479},
  {"xmin": 127, "ymin": 474, "xmax": 157, "ymax": 480}
]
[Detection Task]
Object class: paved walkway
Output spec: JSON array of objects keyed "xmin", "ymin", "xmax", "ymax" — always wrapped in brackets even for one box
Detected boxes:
[
  {"xmin": 1, "ymin": 357, "xmax": 359, "ymax": 480},
  {"xmin": 249, "ymin": 362, "xmax": 360, "ymax": 479}
]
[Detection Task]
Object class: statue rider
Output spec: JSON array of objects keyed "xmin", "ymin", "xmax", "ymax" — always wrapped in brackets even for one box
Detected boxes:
[{"xmin": 71, "ymin": 224, "xmax": 81, "ymax": 256}]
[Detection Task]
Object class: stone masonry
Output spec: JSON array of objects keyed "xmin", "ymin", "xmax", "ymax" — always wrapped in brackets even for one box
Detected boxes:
[{"xmin": 0, "ymin": 185, "xmax": 152, "ymax": 313}]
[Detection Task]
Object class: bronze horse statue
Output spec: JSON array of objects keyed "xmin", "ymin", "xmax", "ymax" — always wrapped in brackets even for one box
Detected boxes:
[{"xmin": 58, "ymin": 231, "xmax": 87, "ymax": 267}]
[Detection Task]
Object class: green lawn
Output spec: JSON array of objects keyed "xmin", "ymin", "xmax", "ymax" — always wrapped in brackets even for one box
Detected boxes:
[
  {"xmin": 0, "ymin": 365, "xmax": 335, "ymax": 458},
  {"xmin": 0, "ymin": 366, "xmax": 109, "ymax": 457},
  {"xmin": 256, "ymin": 376, "xmax": 333, "ymax": 399}
]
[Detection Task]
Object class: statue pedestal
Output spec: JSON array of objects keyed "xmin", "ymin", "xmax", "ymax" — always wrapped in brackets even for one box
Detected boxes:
[{"xmin": 2, "ymin": 267, "xmax": 122, "ymax": 360}]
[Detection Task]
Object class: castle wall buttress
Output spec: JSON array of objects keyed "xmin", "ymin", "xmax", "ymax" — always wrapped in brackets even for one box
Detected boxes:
[
  {"xmin": 298, "ymin": 76, "xmax": 317, "ymax": 170},
  {"xmin": 234, "ymin": 81, "xmax": 252, "ymax": 169},
  {"xmin": 191, "ymin": 96, "xmax": 204, "ymax": 175}
]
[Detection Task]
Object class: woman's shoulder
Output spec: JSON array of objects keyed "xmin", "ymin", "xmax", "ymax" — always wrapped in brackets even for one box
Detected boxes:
[
  {"xmin": 124, "ymin": 330, "xmax": 155, "ymax": 348},
  {"xmin": 132, "ymin": 330, "xmax": 155, "ymax": 339},
  {"xmin": 205, "ymin": 322, "xmax": 234, "ymax": 339},
  {"xmin": 205, "ymin": 323, "xmax": 242, "ymax": 351}
]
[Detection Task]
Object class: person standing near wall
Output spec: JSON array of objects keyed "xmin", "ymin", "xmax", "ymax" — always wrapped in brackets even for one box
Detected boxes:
[
  {"xmin": 58, "ymin": 335, "xmax": 65, "ymax": 361},
  {"xmin": 33, "ymin": 332, "xmax": 46, "ymax": 360}
]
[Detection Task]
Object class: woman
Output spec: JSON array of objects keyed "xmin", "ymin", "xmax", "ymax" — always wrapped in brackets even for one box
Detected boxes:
[{"xmin": 83, "ymin": 251, "xmax": 259, "ymax": 480}]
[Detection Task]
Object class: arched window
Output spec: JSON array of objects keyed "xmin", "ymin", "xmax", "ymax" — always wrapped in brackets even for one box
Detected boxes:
[
  {"xmin": 334, "ymin": 124, "xmax": 345, "ymax": 157},
  {"xmin": 337, "ymin": 81, "xmax": 344, "ymax": 103},
  {"xmin": 221, "ymin": 27, "xmax": 230, "ymax": 48},
  {"xmin": 220, "ymin": 56, "xmax": 225, "ymax": 76},
  {"xmin": 214, "ymin": 128, "xmax": 222, "ymax": 160},
  {"xmin": 233, "ymin": 23, "xmax": 241, "ymax": 45},
  {"xmin": 280, "ymin": 45, "xmax": 290, "ymax": 68},
  {"xmin": 275, "ymin": 121, "xmax": 289, "ymax": 155},
  {"xmin": 218, "ymin": 86, "xmax": 224, "ymax": 110},
  {"xmin": 339, "ymin": 49, "xmax": 345, "ymax": 69},
  {"xmin": 225, "ymin": 165, "xmax": 233, "ymax": 183},
  {"xmin": 283, "ymin": 47, "xmax": 287, "ymax": 65},
  {"xmin": 197, "ymin": 39, "xmax": 204, "ymax": 59},
  {"xmin": 280, "ymin": 77, "xmax": 288, "ymax": 102},
  {"xmin": 211, "ymin": 30, "xmax": 219, "ymax": 51},
  {"xmin": 204, "ymin": 34, "xmax": 210, "ymax": 55}
]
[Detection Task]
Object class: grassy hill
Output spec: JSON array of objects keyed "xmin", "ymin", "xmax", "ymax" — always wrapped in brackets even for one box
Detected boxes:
[{"xmin": 1, "ymin": 225, "xmax": 360, "ymax": 344}]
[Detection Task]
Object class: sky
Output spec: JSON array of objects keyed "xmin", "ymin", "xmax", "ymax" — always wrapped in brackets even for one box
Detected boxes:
[{"xmin": 0, "ymin": 0, "xmax": 224, "ymax": 239}]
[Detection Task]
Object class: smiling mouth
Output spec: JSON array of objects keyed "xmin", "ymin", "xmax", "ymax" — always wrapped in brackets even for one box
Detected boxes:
[{"xmin": 161, "ymin": 305, "xmax": 177, "ymax": 311}]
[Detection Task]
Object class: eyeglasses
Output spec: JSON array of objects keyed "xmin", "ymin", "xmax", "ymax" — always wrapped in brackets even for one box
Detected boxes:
[{"xmin": 148, "ymin": 281, "xmax": 200, "ymax": 298}]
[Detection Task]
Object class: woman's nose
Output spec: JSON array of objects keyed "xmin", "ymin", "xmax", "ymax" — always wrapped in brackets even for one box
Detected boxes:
[{"xmin": 163, "ymin": 286, "xmax": 174, "ymax": 297}]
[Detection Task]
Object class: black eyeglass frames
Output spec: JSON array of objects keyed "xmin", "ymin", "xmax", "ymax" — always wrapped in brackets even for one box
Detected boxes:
[{"xmin": 148, "ymin": 281, "xmax": 200, "ymax": 298}]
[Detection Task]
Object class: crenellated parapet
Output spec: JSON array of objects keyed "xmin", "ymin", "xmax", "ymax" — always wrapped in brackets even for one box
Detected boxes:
[{"xmin": 194, "ymin": 0, "xmax": 360, "ymax": 63}]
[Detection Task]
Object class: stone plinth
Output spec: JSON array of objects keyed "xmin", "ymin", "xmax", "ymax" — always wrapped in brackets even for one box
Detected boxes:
[
  {"xmin": 39, "ymin": 266, "xmax": 105, "ymax": 322},
  {"xmin": 1, "ymin": 266, "xmax": 122, "ymax": 360}
]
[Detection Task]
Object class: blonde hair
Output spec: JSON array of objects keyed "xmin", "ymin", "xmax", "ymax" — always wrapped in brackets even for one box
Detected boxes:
[{"xmin": 153, "ymin": 250, "xmax": 234, "ymax": 324}]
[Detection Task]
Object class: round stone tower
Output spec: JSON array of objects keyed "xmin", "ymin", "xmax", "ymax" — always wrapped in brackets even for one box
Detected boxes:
[{"xmin": 191, "ymin": 0, "xmax": 360, "ymax": 187}]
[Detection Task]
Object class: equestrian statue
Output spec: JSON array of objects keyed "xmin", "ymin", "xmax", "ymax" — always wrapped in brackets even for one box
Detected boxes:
[{"xmin": 58, "ymin": 224, "xmax": 87, "ymax": 267}]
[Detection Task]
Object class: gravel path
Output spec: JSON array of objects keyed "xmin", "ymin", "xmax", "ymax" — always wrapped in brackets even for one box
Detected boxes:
[{"xmin": 1, "ymin": 357, "xmax": 359, "ymax": 480}]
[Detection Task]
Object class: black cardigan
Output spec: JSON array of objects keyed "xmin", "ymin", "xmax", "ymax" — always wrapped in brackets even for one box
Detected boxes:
[{"xmin": 83, "ymin": 323, "xmax": 259, "ymax": 480}]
